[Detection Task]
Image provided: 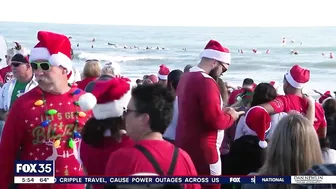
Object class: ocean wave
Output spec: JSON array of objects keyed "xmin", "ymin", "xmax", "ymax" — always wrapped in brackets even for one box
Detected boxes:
[{"xmin": 75, "ymin": 52, "xmax": 165, "ymax": 62}]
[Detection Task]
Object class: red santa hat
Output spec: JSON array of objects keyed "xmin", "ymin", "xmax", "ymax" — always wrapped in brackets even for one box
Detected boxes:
[
  {"xmin": 244, "ymin": 106, "xmax": 271, "ymax": 149},
  {"xmin": 29, "ymin": 31, "xmax": 72, "ymax": 74},
  {"xmin": 319, "ymin": 91, "xmax": 333, "ymax": 104},
  {"xmin": 157, "ymin": 64, "xmax": 170, "ymax": 80},
  {"xmin": 270, "ymin": 81, "xmax": 280, "ymax": 90},
  {"xmin": 200, "ymin": 40, "xmax": 231, "ymax": 64},
  {"xmin": 284, "ymin": 65, "xmax": 310, "ymax": 89},
  {"xmin": 78, "ymin": 77, "xmax": 132, "ymax": 120}
]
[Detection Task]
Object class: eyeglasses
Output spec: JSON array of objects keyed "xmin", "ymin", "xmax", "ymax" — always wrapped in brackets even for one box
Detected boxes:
[
  {"xmin": 123, "ymin": 109, "xmax": 137, "ymax": 115},
  {"xmin": 30, "ymin": 62, "xmax": 51, "ymax": 71},
  {"xmin": 217, "ymin": 61, "xmax": 228, "ymax": 73},
  {"xmin": 11, "ymin": 62, "xmax": 24, "ymax": 67}
]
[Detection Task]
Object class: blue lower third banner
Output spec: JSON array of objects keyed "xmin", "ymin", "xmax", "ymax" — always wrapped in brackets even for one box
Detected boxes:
[
  {"xmin": 14, "ymin": 176, "xmax": 295, "ymax": 184},
  {"xmin": 50, "ymin": 176, "xmax": 290, "ymax": 184}
]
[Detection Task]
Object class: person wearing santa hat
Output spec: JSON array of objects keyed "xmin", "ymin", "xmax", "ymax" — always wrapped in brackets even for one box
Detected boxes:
[
  {"xmin": 260, "ymin": 64, "xmax": 327, "ymax": 138},
  {"xmin": 157, "ymin": 64, "xmax": 170, "ymax": 86},
  {"xmin": 175, "ymin": 40, "xmax": 244, "ymax": 189},
  {"xmin": 0, "ymin": 31, "xmax": 92, "ymax": 189},
  {"xmin": 78, "ymin": 77, "xmax": 134, "ymax": 189},
  {"xmin": 313, "ymin": 90, "xmax": 333, "ymax": 105},
  {"xmin": 223, "ymin": 106, "xmax": 272, "ymax": 178}
]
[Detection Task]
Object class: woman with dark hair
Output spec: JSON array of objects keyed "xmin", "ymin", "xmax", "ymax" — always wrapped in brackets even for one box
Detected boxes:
[
  {"xmin": 319, "ymin": 137, "xmax": 336, "ymax": 163},
  {"xmin": 235, "ymin": 83, "xmax": 286, "ymax": 140},
  {"xmin": 78, "ymin": 77, "xmax": 134, "ymax": 189},
  {"xmin": 163, "ymin": 69, "xmax": 183, "ymax": 143},
  {"xmin": 221, "ymin": 83, "xmax": 287, "ymax": 188},
  {"xmin": 323, "ymin": 98, "xmax": 336, "ymax": 150}
]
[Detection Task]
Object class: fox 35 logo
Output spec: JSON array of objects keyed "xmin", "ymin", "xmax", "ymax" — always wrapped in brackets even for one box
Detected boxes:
[
  {"xmin": 16, "ymin": 163, "xmax": 52, "ymax": 174},
  {"xmin": 230, "ymin": 177, "xmax": 241, "ymax": 183}
]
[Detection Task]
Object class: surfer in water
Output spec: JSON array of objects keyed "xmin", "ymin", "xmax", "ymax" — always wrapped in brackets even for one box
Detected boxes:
[
  {"xmin": 92, "ymin": 38, "xmax": 95, "ymax": 42},
  {"xmin": 252, "ymin": 48, "xmax": 257, "ymax": 53},
  {"xmin": 330, "ymin": 53, "xmax": 334, "ymax": 59},
  {"xmin": 266, "ymin": 50, "xmax": 270, "ymax": 54},
  {"xmin": 282, "ymin": 37, "xmax": 286, "ymax": 45}
]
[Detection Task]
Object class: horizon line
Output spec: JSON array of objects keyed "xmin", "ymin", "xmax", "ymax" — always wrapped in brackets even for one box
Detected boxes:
[{"xmin": 1, "ymin": 20, "xmax": 336, "ymax": 28}]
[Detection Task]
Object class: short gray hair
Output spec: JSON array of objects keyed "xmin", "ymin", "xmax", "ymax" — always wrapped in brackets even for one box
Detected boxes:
[{"xmin": 102, "ymin": 62, "xmax": 120, "ymax": 76}]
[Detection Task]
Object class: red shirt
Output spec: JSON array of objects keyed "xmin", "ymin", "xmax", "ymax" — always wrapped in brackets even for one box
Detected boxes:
[
  {"xmin": 80, "ymin": 135, "xmax": 134, "ymax": 189},
  {"xmin": 76, "ymin": 77, "xmax": 97, "ymax": 90},
  {"xmin": 0, "ymin": 87, "xmax": 92, "ymax": 189},
  {"xmin": 105, "ymin": 140, "xmax": 200, "ymax": 189},
  {"xmin": 0, "ymin": 65, "xmax": 13, "ymax": 83},
  {"xmin": 228, "ymin": 88, "xmax": 244, "ymax": 105},
  {"xmin": 269, "ymin": 94, "xmax": 327, "ymax": 131},
  {"xmin": 175, "ymin": 70, "xmax": 233, "ymax": 181}
]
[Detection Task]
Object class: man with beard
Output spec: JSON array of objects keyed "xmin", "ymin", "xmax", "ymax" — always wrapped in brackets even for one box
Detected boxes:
[
  {"xmin": 175, "ymin": 40, "xmax": 244, "ymax": 189},
  {"xmin": 0, "ymin": 31, "xmax": 91, "ymax": 189}
]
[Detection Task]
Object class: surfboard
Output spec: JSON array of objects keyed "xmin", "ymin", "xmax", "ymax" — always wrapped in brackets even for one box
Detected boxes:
[{"xmin": 0, "ymin": 35, "xmax": 8, "ymax": 68}]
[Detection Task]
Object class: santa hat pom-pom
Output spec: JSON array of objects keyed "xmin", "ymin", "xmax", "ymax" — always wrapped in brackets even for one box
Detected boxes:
[
  {"xmin": 119, "ymin": 129, "xmax": 127, "ymax": 135},
  {"xmin": 78, "ymin": 93, "xmax": 97, "ymax": 111},
  {"xmin": 259, "ymin": 140, "xmax": 268, "ymax": 149}
]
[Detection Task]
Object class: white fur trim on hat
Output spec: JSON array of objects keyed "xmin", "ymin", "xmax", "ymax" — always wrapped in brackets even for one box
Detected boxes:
[
  {"xmin": 200, "ymin": 49, "xmax": 231, "ymax": 64},
  {"xmin": 29, "ymin": 47, "xmax": 72, "ymax": 73},
  {"xmin": 259, "ymin": 140, "xmax": 268, "ymax": 149},
  {"xmin": 92, "ymin": 90, "xmax": 132, "ymax": 120},
  {"xmin": 78, "ymin": 93, "xmax": 97, "ymax": 111},
  {"xmin": 157, "ymin": 73, "xmax": 168, "ymax": 80},
  {"xmin": 322, "ymin": 97, "xmax": 333, "ymax": 105},
  {"xmin": 29, "ymin": 47, "xmax": 50, "ymax": 61},
  {"xmin": 284, "ymin": 72, "xmax": 304, "ymax": 89}
]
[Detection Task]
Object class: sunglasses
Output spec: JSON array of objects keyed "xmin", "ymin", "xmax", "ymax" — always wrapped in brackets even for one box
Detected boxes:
[
  {"xmin": 86, "ymin": 59, "xmax": 99, "ymax": 62},
  {"xmin": 30, "ymin": 62, "xmax": 51, "ymax": 71},
  {"xmin": 11, "ymin": 62, "xmax": 24, "ymax": 67}
]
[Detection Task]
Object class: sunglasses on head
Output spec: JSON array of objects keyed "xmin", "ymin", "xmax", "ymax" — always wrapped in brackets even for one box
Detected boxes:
[
  {"xmin": 86, "ymin": 59, "xmax": 98, "ymax": 62},
  {"xmin": 30, "ymin": 62, "xmax": 51, "ymax": 71},
  {"xmin": 11, "ymin": 62, "xmax": 24, "ymax": 67}
]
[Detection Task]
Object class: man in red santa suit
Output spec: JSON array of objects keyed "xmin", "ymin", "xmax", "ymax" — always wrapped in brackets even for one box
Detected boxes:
[
  {"xmin": 261, "ymin": 64, "xmax": 327, "ymax": 138},
  {"xmin": 0, "ymin": 31, "xmax": 91, "ymax": 189},
  {"xmin": 175, "ymin": 40, "xmax": 244, "ymax": 189}
]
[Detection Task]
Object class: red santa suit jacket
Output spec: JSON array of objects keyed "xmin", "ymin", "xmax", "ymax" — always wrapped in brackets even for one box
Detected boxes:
[
  {"xmin": 175, "ymin": 67, "xmax": 234, "ymax": 181},
  {"xmin": 0, "ymin": 87, "xmax": 91, "ymax": 189}
]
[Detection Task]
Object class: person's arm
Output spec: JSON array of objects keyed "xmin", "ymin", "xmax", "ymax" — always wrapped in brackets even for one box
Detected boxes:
[
  {"xmin": 0, "ymin": 99, "xmax": 25, "ymax": 187},
  {"xmin": 304, "ymin": 96, "xmax": 316, "ymax": 124},
  {"xmin": 317, "ymin": 105, "xmax": 327, "ymax": 138},
  {"xmin": 234, "ymin": 116, "xmax": 245, "ymax": 140},
  {"xmin": 199, "ymin": 78, "xmax": 234, "ymax": 130},
  {"xmin": 260, "ymin": 96, "xmax": 286, "ymax": 115},
  {"xmin": 313, "ymin": 89, "xmax": 323, "ymax": 96}
]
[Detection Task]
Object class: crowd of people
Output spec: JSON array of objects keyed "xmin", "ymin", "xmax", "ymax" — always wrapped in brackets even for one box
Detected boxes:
[{"xmin": 0, "ymin": 31, "xmax": 334, "ymax": 189}]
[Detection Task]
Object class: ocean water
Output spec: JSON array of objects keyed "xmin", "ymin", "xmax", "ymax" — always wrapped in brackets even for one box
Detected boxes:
[{"xmin": 1, "ymin": 22, "xmax": 336, "ymax": 95}]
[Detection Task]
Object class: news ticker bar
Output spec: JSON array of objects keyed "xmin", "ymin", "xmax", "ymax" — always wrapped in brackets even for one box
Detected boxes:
[{"xmin": 13, "ymin": 176, "xmax": 333, "ymax": 184}]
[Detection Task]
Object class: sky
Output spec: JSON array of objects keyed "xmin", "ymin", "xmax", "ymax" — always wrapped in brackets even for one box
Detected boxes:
[{"xmin": 1, "ymin": 0, "xmax": 335, "ymax": 27}]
